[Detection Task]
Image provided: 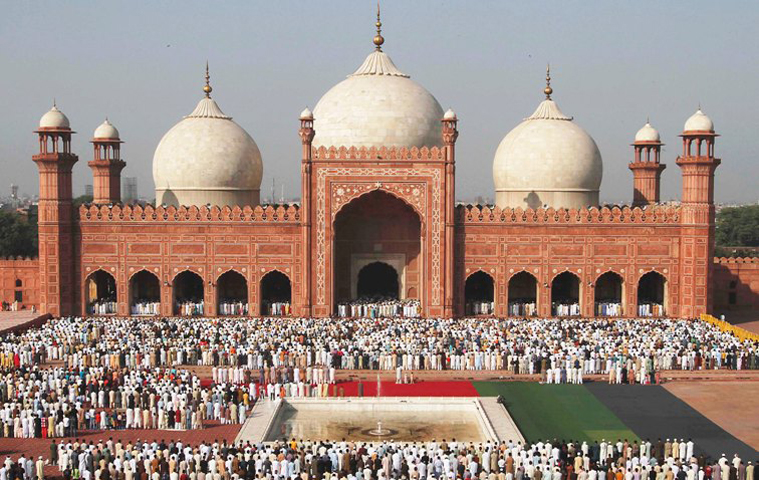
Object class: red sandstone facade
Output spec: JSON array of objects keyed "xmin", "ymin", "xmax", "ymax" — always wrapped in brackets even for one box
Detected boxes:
[{"xmin": 1, "ymin": 110, "xmax": 757, "ymax": 320}]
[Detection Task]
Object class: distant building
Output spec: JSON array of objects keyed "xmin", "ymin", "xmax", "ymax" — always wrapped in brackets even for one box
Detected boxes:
[
  {"xmin": 123, "ymin": 177, "xmax": 138, "ymax": 203},
  {"xmin": 84, "ymin": 184, "xmax": 93, "ymax": 197}
]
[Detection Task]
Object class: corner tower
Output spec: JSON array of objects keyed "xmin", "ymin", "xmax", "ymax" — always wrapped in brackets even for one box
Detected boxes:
[
  {"xmin": 33, "ymin": 103, "xmax": 79, "ymax": 316},
  {"xmin": 629, "ymin": 120, "xmax": 665, "ymax": 206},
  {"xmin": 676, "ymin": 108, "xmax": 720, "ymax": 317},
  {"xmin": 89, "ymin": 119, "xmax": 125, "ymax": 204}
]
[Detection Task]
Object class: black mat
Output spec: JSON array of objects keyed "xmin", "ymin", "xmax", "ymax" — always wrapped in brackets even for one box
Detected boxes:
[{"xmin": 585, "ymin": 383, "xmax": 758, "ymax": 462}]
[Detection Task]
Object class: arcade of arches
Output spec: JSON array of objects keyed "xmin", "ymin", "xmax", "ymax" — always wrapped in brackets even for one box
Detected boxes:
[
  {"xmin": 173, "ymin": 271, "xmax": 204, "ymax": 316},
  {"xmin": 464, "ymin": 271, "xmax": 494, "ymax": 315},
  {"xmin": 260, "ymin": 271, "xmax": 292, "ymax": 317},
  {"xmin": 85, "ymin": 270, "xmax": 116, "ymax": 315},
  {"xmin": 333, "ymin": 190, "xmax": 421, "ymax": 305}
]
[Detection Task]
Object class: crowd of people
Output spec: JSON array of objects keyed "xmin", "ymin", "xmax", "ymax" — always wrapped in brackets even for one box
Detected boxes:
[
  {"xmin": 264, "ymin": 302, "xmax": 292, "ymax": 317},
  {"xmin": 219, "ymin": 300, "xmax": 249, "ymax": 317},
  {"xmin": 551, "ymin": 303, "xmax": 581, "ymax": 317},
  {"xmin": 1, "ymin": 300, "xmax": 23, "ymax": 312},
  {"xmin": 336, "ymin": 300, "xmax": 421, "ymax": 318},
  {"xmin": 87, "ymin": 299, "xmax": 117, "ymax": 315},
  {"xmin": 638, "ymin": 303, "xmax": 666, "ymax": 317},
  {"xmin": 0, "ymin": 316, "xmax": 756, "ymax": 379},
  {"xmin": 508, "ymin": 301, "xmax": 537, "ymax": 317},
  {"xmin": 175, "ymin": 300, "xmax": 205, "ymax": 317},
  {"xmin": 15, "ymin": 436, "xmax": 753, "ymax": 480},
  {"xmin": 465, "ymin": 301, "xmax": 494, "ymax": 316},
  {"xmin": 595, "ymin": 302, "xmax": 622, "ymax": 317},
  {"xmin": 130, "ymin": 300, "xmax": 160, "ymax": 316}
]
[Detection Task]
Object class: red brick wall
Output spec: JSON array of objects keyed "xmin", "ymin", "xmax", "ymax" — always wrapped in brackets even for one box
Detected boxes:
[
  {"xmin": 0, "ymin": 258, "xmax": 39, "ymax": 310},
  {"xmin": 712, "ymin": 257, "xmax": 759, "ymax": 320}
]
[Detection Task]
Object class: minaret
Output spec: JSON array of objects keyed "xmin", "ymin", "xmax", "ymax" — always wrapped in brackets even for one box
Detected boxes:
[
  {"xmin": 88, "ymin": 119, "xmax": 125, "ymax": 204},
  {"xmin": 676, "ymin": 107, "xmax": 720, "ymax": 317},
  {"xmin": 629, "ymin": 120, "xmax": 666, "ymax": 206},
  {"xmin": 676, "ymin": 108, "xmax": 720, "ymax": 206},
  {"xmin": 33, "ymin": 103, "xmax": 79, "ymax": 316},
  {"xmin": 442, "ymin": 108, "xmax": 458, "ymax": 317},
  {"xmin": 299, "ymin": 107, "xmax": 315, "ymax": 317}
]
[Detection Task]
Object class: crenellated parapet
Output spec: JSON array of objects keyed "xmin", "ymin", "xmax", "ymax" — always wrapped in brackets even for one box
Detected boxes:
[
  {"xmin": 457, "ymin": 204, "xmax": 680, "ymax": 224},
  {"xmin": 312, "ymin": 145, "xmax": 445, "ymax": 161},
  {"xmin": 78, "ymin": 203, "xmax": 300, "ymax": 223},
  {"xmin": 714, "ymin": 257, "xmax": 759, "ymax": 264}
]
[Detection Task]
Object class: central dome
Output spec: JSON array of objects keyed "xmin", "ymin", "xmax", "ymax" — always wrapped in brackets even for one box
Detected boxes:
[
  {"xmin": 493, "ymin": 92, "xmax": 603, "ymax": 210},
  {"xmin": 312, "ymin": 50, "xmax": 444, "ymax": 149},
  {"xmin": 153, "ymin": 72, "xmax": 263, "ymax": 208}
]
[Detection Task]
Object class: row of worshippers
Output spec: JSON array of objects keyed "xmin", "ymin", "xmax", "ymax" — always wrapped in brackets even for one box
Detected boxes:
[
  {"xmin": 336, "ymin": 299, "xmax": 421, "ymax": 318},
  {"xmin": 0, "ymin": 317, "xmax": 757, "ymax": 380},
  {"xmin": 37, "ymin": 437, "xmax": 756, "ymax": 480},
  {"xmin": 0, "ymin": 365, "xmax": 256, "ymax": 438}
]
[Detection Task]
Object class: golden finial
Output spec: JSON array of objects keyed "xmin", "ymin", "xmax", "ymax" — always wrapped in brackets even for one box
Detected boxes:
[
  {"xmin": 544, "ymin": 63, "xmax": 553, "ymax": 100},
  {"xmin": 203, "ymin": 61, "xmax": 213, "ymax": 98},
  {"xmin": 373, "ymin": 1, "xmax": 384, "ymax": 51}
]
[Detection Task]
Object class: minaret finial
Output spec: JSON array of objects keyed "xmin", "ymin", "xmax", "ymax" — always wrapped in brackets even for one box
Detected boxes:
[
  {"xmin": 53, "ymin": 98, "xmax": 57, "ymax": 108},
  {"xmin": 373, "ymin": 1, "xmax": 384, "ymax": 51},
  {"xmin": 203, "ymin": 61, "xmax": 213, "ymax": 98},
  {"xmin": 646, "ymin": 115, "xmax": 650, "ymax": 124},
  {"xmin": 544, "ymin": 63, "xmax": 553, "ymax": 100}
]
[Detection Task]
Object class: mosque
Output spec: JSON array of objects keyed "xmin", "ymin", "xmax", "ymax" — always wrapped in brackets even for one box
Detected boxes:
[{"xmin": 2, "ymin": 10, "xmax": 757, "ymax": 320}]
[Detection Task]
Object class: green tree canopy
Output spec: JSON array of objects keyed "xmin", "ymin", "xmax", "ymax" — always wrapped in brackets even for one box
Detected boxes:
[
  {"xmin": 0, "ymin": 210, "xmax": 38, "ymax": 258},
  {"xmin": 715, "ymin": 205, "xmax": 759, "ymax": 247}
]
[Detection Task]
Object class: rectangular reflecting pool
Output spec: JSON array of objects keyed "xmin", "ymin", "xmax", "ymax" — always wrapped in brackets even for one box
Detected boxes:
[{"xmin": 260, "ymin": 398, "xmax": 499, "ymax": 442}]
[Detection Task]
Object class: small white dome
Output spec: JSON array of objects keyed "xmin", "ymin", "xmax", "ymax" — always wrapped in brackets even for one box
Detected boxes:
[
  {"xmin": 313, "ymin": 50, "xmax": 444, "ymax": 149},
  {"xmin": 493, "ymin": 98, "xmax": 603, "ymax": 209},
  {"xmin": 684, "ymin": 108, "xmax": 714, "ymax": 133},
  {"xmin": 153, "ymin": 96, "xmax": 263, "ymax": 207},
  {"xmin": 39, "ymin": 105, "xmax": 70, "ymax": 129},
  {"xmin": 300, "ymin": 107, "xmax": 313, "ymax": 120},
  {"xmin": 635, "ymin": 122, "xmax": 660, "ymax": 142},
  {"xmin": 93, "ymin": 119, "xmax": 120, "ymax": 140},
  {"xmin": 443, "ymin": 108, "xmax": 457, "ymax": 120}
]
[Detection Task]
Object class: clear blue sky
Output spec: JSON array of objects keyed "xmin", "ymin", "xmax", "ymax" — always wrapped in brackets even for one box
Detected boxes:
[{"xmin": 0, "ymin": 0, "xmax": 756, "ymax": 204}]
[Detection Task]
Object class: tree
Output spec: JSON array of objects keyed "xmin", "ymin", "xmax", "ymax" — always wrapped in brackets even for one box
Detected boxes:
[
  {"xmin": 0, "ymin": 210, "xmax": 38, "ymax": 257},
  {"xmin": 715, "ymin": 205, "xmax": 759, "ymax": 248}
]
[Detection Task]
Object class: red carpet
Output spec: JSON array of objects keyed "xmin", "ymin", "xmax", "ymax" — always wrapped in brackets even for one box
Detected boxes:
[{"xmin": 337, "ymin": 380, "xmax": 478, "ymax": 397}]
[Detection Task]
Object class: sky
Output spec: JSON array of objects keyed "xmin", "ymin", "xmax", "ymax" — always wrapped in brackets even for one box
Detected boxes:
[{"xmin": 0, "ymin": 0, "xmax": 757, "ymax": 204}]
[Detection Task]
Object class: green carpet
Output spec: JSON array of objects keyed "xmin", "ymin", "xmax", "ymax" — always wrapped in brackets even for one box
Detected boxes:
[{"xmin": 474, "ymin": 382, "xmax": 639, "ymax": 444}]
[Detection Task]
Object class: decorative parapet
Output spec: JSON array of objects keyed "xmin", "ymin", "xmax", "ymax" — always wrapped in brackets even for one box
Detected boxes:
[
  {"xmin": 78, "ymin": 204, "xmax": 300, "ymax": 223},
  {"xmin": 714, "ymin": 257, "xmax": 759, "ymax": 264},
  {"xmin": 456, "ymin": 204, "xmax": 681, "ymax": 224},
  {"xmin": 0, "ymin": 257, "xmax": 38, "ymax": 262},
  {"xmin": 312, "ymin": 145, "xmax": 445, "ymax": 161}
]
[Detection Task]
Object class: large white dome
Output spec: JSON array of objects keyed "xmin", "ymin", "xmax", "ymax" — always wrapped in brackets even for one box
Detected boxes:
[
  {"xmin": 312, "ymin": 50, "xmax": 444, "ymax": 149},
  {"xmin": 153, "ymin": 96, "xmax": 263, "ymax": 207},
  {"xmin": 493, "ymin": 98, "xmax": 603, "ymax": 209}
]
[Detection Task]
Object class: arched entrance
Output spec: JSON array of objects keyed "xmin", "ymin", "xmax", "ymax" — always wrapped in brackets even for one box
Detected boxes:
[
  {"xmin": 129, "ymin": 270, "xmax": 160, "ymax": 315},
  {"xmin": 333, "ymin": 190, "xmax": 422, "ymax": 313},
  {"xmin": 551, "ymin": 271, "xmax": 580, "ymax": 316},
  {"xmin": 465, "ymin": 271, "xmax": 494, "ymax": 315},
  {"xmin": 638, "ymin": 271, "xmax": 666, "ymax": 316},
  {"xmin": 261, "ymin": 270, "xmax": 291, "ymax": 316},
  {"xmin": 595, "ymin": 272, "xmax": 624, "ymax": 317},
  {"xmin": 85, "ymin": 270, "xmax": 117, "ymax": 315},
  {"xmin": 357, "ymin": 262, "xmax": 399, "ymax": 299},
  {"xmin": 217, "ymin": 270, "xmax": 248, "ymax": 316},
  {"xmin": 173, "ymin": 270, "xmax": 204, "ymax": 316},
  {"xmin": 508, "ymin": 271, "xmax": 538, "ymax": 316}
]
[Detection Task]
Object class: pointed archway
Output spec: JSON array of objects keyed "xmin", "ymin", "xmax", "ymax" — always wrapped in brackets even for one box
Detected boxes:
[
  {"xmin": 638, "ymin": 271, "xmax": 667, "ymax": 316},
  {"xmin": 464, "ymin": 271, "xmax": 494, "ymax": 315},
  {"xmin": 129, "ymin": 270, "xmax": 160, "ymax": 315},
  {"xmin": 357, "ymin": 262, "xmax": 399, "ymax": 300},
  {"xmin": 508, "ymin": 271, "xmax": 538, "ymax": 316},
  {"xmin": 217, "ymin": 270, "xmax": 248, "ymax": 316},
  {"xmin": 173, "ymin": 270, "xmax": 204, "ymax": 316},
  {"xmin": 595, "ymin": 271, "xmax": 624, "ymax": 316},
  {"xmin": 261, "ymin": 270, "xmax": 292, "ymax": 316},
  {"xmin": 333, "ymin": 190, "xmax": 422, "ymax": 310},
  {"xmin": 85, "ymin": 270, "xmax": 117, "ymax": 315},
  {"xmin": 551, "ymin": 271, "xmax": 580, "ymax": 317}
]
